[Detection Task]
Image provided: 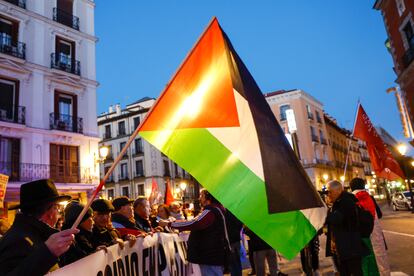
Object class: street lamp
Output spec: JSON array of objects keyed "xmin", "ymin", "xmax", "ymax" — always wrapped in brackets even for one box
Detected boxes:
[
  {"xmin": 95, "ymin": 145, "xmax": 109, "ymax": 163},
  {"xmin": 397, "ymin": 144, "xmax": 407, "ymax": 156},
  {"xmin": 340, "ymin": 175, "xmax": 345, "ymax": 182},
  {"xmin": 322, "ymin": 174, "xmax": 329, "ymax": 181}
]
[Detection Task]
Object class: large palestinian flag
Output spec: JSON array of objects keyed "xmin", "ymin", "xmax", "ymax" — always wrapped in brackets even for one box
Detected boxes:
[{"xmin": 139, "ymin": 18, "xmax": 326, "ymax": 258}]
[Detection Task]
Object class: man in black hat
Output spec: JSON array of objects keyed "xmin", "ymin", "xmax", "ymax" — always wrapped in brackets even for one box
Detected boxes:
[
  {"xmin": 111, "ymin": 196, "xmax": 144, "ymax": 238},
  {"xmin": 91, "ymin": 199, "xmax": 122, "ymax": 247},
  {"xmin": 0, "ymin": 179, "xmax": 79, "ymax": 275}
]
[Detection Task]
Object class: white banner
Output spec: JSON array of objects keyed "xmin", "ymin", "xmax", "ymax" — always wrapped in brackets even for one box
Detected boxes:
[{"xmin": 49, "ymin": 233, "xmax": 200, "ymax": 276}]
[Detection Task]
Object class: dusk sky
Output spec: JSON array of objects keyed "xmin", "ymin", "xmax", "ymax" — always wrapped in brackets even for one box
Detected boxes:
[{"xmin": 95, "ymin": 1, "xmax": 408, "ymax": 146}]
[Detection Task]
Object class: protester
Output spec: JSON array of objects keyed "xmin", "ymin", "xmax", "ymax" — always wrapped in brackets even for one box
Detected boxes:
[
  {"xmin": 157, "ymin": 204, "xmax": 175, "ymax": 232},
  {"xmin": 350, "ymin": 178, "xmax": 390, "ymax": 276},
  {"xmin": 225, "ymin": 210, "xmax": 243, "ymax": 276},
  {"xmin": 244, "ymin": 227, "xmax": 286, "ymax": 276},
  {"xmin": 0, "ymin": 179, "xmax": 78, "ymax": 275},
  {"xmin": 60, "ymin": 201, "xmax": 96, "ymax": 266},
  {"xmin": 159, "ymin": 189, "xmax": 226, "ymax": 276},
  {"xmin": 90, "ymin": 199, "xmax": 123, "ymax": 247},
  {"xmin": 133, "ymin": 197, "xmax": 157, "ymax": 233},
  {"xmin": 111, "ymin": 196, "xmax": 144, "ymax": 237},
  {"xmin": 169, "ymin": 201, "xmax": 185, "ymax": 220},
  {"xmin": 55, "ymin": 217, "xmax": 64, "ymax": 231},
  {"xmin": 325, "ymin": 180, "xmax": 367, "ymax": 276}
]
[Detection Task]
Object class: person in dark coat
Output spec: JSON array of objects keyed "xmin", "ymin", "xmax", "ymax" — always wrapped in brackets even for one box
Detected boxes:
[
  {"xmin": 325, "ymin": 180, "xmax": 367, "ymax": 276},
  {"xmin": 0, "ymin": 179, "xmax": 78, "ymax": 275},
  {"xmin": 133, "ymin": 197, "xmax": 156, "ymax": 232},
  {"xmin": 225, "ymin": 210, "xmax": 243, "ymax": 276},
  {"xmin": 60, "ymin": 201, "xmax": 96, "ymax": 266},
  {"xmin": 159, "ymin": 189, "xmax": 226, "ymax": 276},
  {"xmin": 111, "ymin": 196, "xmax": 144, "ymax": 238},
  {"xmin": 91, "ymin": 199, "xmax": 122, "ymax": 247}
]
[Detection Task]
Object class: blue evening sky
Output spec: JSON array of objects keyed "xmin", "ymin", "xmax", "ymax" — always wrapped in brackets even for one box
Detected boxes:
[{"xmin": 95, "ymin": 1, "xmax": 407, "ymax": 144}]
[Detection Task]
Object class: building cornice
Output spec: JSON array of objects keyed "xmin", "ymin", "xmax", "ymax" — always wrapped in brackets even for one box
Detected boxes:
[
  {"xmin": 98, "ymin": 108, "xmax": 150, "ymax": 125},
  {"xmin": 265, "ymin": 89, "xmax": 324, "ymax": 109}
]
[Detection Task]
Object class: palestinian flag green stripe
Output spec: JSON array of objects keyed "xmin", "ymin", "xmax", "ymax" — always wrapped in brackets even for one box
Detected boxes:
[{"xmin": 140, "ymin": 128, "xmax": 316, "ymax": 258}]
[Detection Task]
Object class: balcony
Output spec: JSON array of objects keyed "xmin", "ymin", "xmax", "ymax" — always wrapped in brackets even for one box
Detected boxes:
[
  {"xmin": 49, "ymin": 113, "xmax": 83, "ymax": 134},
  {"xmin": 118, "ymin": 173, "xmax": 129, "ymax": 181},
  {"xmin": 0, "ymin": 161, "xmax": 95, "ymax": 183},
  {"xmin": 307, "ymin": 113, "xmax": 314, "ymax": 120},
  {"xmin": 280, "ymin": 113, "xmax": 287, "ymax": 121},
  {"xmin": 316, "ymin": 115, "xmax": 322, "ymax": 124},
  {"xmin": 134, "ymin": 171, "xmax": 145, "ymax": 178},
  {"xmin": 105, "ymin": 176, "xmax": 114, "ymax": 183},
  {"xmin": 133, "ymin": 147, "xmax": 144, "ymax": 156},
  {"xmin": 103, "ymin": 132, "xmax": 112, "ymax": 140},
  {"xmin": 4, "ymin": 0, "xmax": 25, "ymax": 9},
  {"xmin": 0, "ymin": 33, "xmax": 25, "ymax": 59},
  {"xmin": 53, "ymin": 8, "xmax": 80, "ymax": 30},
  {"xmin": 311, "ymin": 134, "xmax": 319, "ymax": 143},
  {"xmin": 0, "ymin": 106, "xmax": 25, "ymax": 125},
  {"xmin": 117, "ymin": 128, "xmax": 127, "ymax": 137},
  {"xmin": 51, "ymin": 53, "xmax": 81, "ymax": 76},
  {"xmin": 320, "ymin": 137, "xmax": 327, "ymax": 145},
  {"xmin": 104, "ymin": 153, "xmax": 113, "ymax": 163},
  {"xmin": 402, "ymin": 46, "xmax": 414, "ymax": 69},
  {"xmin": 118, "ymin": 152, "xmax": 128, "ymax": 159}
]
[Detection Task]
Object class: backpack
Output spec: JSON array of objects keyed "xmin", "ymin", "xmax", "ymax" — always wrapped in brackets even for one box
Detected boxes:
[{"xmin": 356, "ymin": 204, "xmax": 374, "ymax": 238}]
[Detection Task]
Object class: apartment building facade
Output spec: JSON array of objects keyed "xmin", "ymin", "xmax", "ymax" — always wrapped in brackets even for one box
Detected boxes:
[
  {"xmin": 0, "ymin": 0, "xmax": 99, "ymax": 214},
  {"xmin": 97, "ymin": 98, "xmax": 197, "ymax": 202}
]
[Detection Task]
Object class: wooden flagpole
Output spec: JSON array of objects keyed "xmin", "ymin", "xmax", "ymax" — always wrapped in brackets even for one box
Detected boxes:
[{"xmin": 342, "ymin": 100, "xmax": 361, "ymax": 183}]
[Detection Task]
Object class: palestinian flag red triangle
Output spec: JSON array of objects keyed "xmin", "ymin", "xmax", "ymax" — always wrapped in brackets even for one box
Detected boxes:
[{"xmin": 139, "ymin": 18, "xmax": 326, "ymax": 259}]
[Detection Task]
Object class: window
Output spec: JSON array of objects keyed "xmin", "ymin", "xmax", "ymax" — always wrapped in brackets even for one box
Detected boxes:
[
  {"xmin": 120, "ymin": 163, "xmax": 128, "ymax": 180},
  {"xmin": 50, "ymin": 144, "xmax": 79, "ymax": 183},
  {"xmin": 403, "ymin": 22, "xmax": 414, "ymax": 48},
  {"xmin": 396, "ymin": 0, "xmax": 406, "ymax": 16},
  {"xmin": 104, "ymin": 166, "xmax": 113, "ymax": 182},
  {"xmin": 133, "ymin": 116, "xmax": 140, "ymax": 130},
  {"xmin": 175, "ymin": 163, "xmax": 179, "ymax": 176},
  {"xmin": 118, "ymin": 121, "xmax": 126, "ymax": 136},
  {"xmin": 121, "ymin": 186, "xmax": 129, "ymax": 198},
  {"xmin": 120, "ymin": 142, "xmax": 126, "ymax": 152},
  {"xmin": 137, "ymin": 184, "xmax": 145, "ymax": 196},
  {"xmin": 55, "ymin": 36, "xmax": 75, "ymax": 66},
  {"xmin": 134, "ymin": 138, "xmax": 143, "ymax": 154},
  {"xmin": 306, "ymin": 105, "xmax": 313, "ymax": 119},
  {"xmin": 310, "ymin": 126, "xmax": 318, "ymax": 142},
  {"xmin": 163, "ymin": 160, "xmax": 170, "ymax": 176},
  {"xmin": 279, "ymin": 104, "xmax": 290, "ymax": 121},
  {"xmin": 53, "ymin": 91, "xmax": 78, "ymax": 132},
  {"xmin": 104, "ymin": 125, "xmax": 111, "ymax": 139},
  {"xmin": 135, "ymin": 160, "xmax": 144, "ymax": 177},
  {"xmin": 0, "ymin": 137, "xmax": 20, "ymax": 180},
  {"xmin": 0, "ymin": 16, "xmax": 18, "ymax": 47},
  {"xmin": 315, "ymin": 111, "xmax": 322, "ymax": 123},
  {"xmin": 107, "ymin": 188, "xmax": 114, "ymax": 200},
  {"xmin": 0, "ymin": 78, "xmax": 19, "ymax": 122}
]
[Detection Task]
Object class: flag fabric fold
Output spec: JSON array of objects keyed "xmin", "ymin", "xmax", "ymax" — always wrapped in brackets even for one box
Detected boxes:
[
  {"xmin": 148, "ymin": 177, "xmax": 162, "ymax": 205},
  {"xmin": 165, "ymin": 179, "xmax": 175, "ymax": 206},
  {"xmin": 353, "ymin": 104, "xmax": 404, "ymax": 180},
  {"xmin": 138, "ymin": 17, "xmax": 326, "ymax": 259}
]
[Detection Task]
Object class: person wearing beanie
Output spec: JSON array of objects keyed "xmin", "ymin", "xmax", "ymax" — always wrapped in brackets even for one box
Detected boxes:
[
  {"xmin": 60, "ymin": 201, "xmax": 96, "ymax": 266},
  {"xmin": 350, "ymin": 178, "xmax": 390, "ymax": 276}
]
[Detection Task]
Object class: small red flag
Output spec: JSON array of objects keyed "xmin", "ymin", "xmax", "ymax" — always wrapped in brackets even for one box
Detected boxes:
[
  {"xmin": 164, "ymin": 179, "xmax": 175, "ymax": 205},
  {"xmin": 148, "ymin": 177, "xmax": 161, "ymax": 205},
  {"xmin": 353, "ymin": 104, "xmax": 404, "ymax": 180}
]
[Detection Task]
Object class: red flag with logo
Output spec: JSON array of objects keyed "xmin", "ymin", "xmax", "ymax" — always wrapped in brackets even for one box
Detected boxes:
[
  {"xmin": 165, "ymin": 179, "xmax": 175, "ymax": 205},
  {"xmin": 353, "ymin": 104, "xmax": 404, "ymax": 180},
  {"xmin": 148, "ymin": 177, "xmax": 161, "ymax": 205}
]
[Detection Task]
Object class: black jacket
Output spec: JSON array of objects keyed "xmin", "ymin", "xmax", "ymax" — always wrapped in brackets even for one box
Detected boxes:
[
  {"xmin": 91, "ymin": 225, "xmax": 120, "ymax": 247},
  {"xmin": 134, "ymin": 214, "xmax": 154, "ymax": 233},
  {"xmin": 60, "ymin": 227, "xmax": 96, "ymax": 266},
  {"xmin": 225, "ymin": 211, "xmax": 243, "ymax": 244},
  {"xmin": 326, "ymin": 192, "xmax": 368, "ymax": 260},
  {"xmin": 112, "ymin": 213, "xmax": 140, "ymax": 229},
  {"xmin": 0, "ymin": 213, "xmax": 59, "ymax": 275},
  {"xmin": 187, "ymin": 204, "xmax": 226, "ymax": 266},
  {"xmin": 244, "ymin": 227, "xmax": 271, "ymax": 252}
]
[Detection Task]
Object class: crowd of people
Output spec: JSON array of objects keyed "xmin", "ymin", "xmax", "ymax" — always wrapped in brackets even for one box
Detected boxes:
[{"xmin": 0, "ymin": 176, "xmax": 390, "ymax": 276}]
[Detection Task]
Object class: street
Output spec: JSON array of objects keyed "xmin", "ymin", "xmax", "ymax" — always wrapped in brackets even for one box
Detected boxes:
[{"xmin": 240, "ymin": 201, "xmax": 414, "ymax": 275}]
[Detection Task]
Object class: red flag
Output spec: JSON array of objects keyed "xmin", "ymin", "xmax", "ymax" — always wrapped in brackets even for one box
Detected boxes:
[
  {"xmin": 148, "ymin": 177, "xmax": 161, "ymax": 205},
  {"xmin": 353, "ymin": 104, "xmax": 404, "ymax": 180},
  {"xmin": 164, "ymin": 179, "xmax": 175, "ymax": 205}
]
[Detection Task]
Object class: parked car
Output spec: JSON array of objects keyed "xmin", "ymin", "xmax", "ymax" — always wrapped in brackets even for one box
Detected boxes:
[{"xmin": 391, "ymin": 191, "xmax": 412, "ymax": 211}]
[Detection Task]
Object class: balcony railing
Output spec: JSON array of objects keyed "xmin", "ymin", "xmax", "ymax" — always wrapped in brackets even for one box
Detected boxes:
[
  {"xmin": 118, "ymin": 173, "xmax": 129, "ymax": 181},
  {"xmin": 307, "ymin": 113, "xmax": 314, "ymax": 120},
  {"xmin": 0, "ymin": 161, "xmax": 96, "ymax": 183},
  {"xmin": 316, "ymin": 115, "xmax": 322, "ymax": 124},
  {"xmin": 49, "ymin": 113, "xmax": 83, "ymax": 134},
  {"xmin": 117, "ymin": 128, "xmax": 127, "ymax": 136},
  {"xmin": 0, "ymin": 106, "xmax": 25, "ymax": 125},
  {"xmin": 5, "ymin": 0, "xmax": 26, "ymax": 9},
  {"xmin": 0, "ymin": 33, "xmax": 25, "ymax": 59},
  {"xmin": 135, "ymin": 171, "xmax": 145, "ymax": 178},
  {"xmin": 402, "ymin": 46, "xmax": 414, "ymax": 69},
  {"xmin": 311, "ymin": 134, "xmax": 319, "ymax": 142},
  {"xmin": 103, "ymin": 132, "xmax": 112, "ymax": 139},
  {"xmin": 53, "ymin": 8, "xmax": 80, "ymax": 30},
  {"xmin": 51, "ymin": 53, "xmax": 81, "ymax": 76},
  {"xmin": 320, "ymin": 137, "xmax": 327, "ymax": 145},
  {"xmin": 118, "ymin": 152, "xmax": 128, "ymax": 159},
  {"xmin": 133, "ymin": 147, "xmax": 144, "ymax": 155}
]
